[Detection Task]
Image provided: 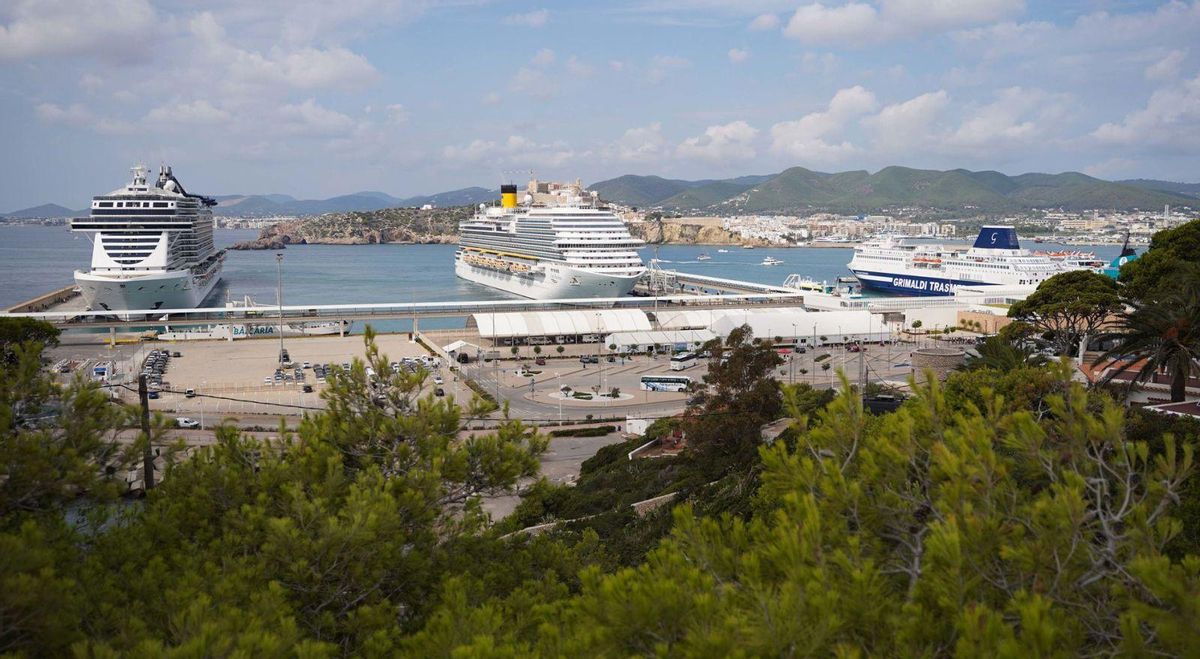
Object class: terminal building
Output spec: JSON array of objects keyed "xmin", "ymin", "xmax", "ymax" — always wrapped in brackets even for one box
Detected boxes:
[{"xmin": 468, "ymin": 307, "xmax": 900, "ymax": 351}]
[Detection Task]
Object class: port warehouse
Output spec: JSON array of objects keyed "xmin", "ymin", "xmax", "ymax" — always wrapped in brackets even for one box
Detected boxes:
[{"xmin": 468, "ymin": 308, "xmax": 898, "ymax": 349}]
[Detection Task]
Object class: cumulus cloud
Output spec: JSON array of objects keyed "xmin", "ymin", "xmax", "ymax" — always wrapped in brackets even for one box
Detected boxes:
[
  {"xmin": 749, "ymin": 13, "xmax": 780, "ymax": 30},
  {"xmin": 0, "ymin": 0, "xmax": 156, "ymax": 61},
  {"xmin": 385, "ymin": 104, "xmax": 409, "ymax": 125},
  {"xmin": 769, "ymin": 85, "xmax": 877, "ymax": 162},
  {"xmin": 646, "ymin": 55, "xmax": 691, "ymax": 84},
  {"xmin": 530, "ymin": 48, "xmax": 556, "ymax": 67},
  {"xmin": 864, "ymin": 90, "xmax": 950, "ymax": 153},
  {"xmin": 443, "ymin": 135, "xmax": 576, "ymax": 167},
  {"xmin": 34, "ymin": 102, "xmax": 132, "ymax": 134},
  {"xmin": 1145, "ymin": 49, "xmax": 1187, "ymax": 81},
  {"xmin": 728, "ymin": 48, "xmax": 749, "ymax": 63},
  {"xmin": 603, "ymin": 123, "xmax": 669, "ymax": 163},
  {"xmin": 504, "ymin": 9, "xmax": 550, "ymax": 28},
  {"xmin": 565, "ymin": 56, "xmax": 596, "ymax": 77},
  {"xmin": 510, "ymin": 67, "xmax": 555, "ymax": 99},
  {"xmin": 277, "ymin": 99, "xmax": 356, "ymax": 136},
  {"xmin": 1092, "ymin": 75, "xmax": 1200, "ymax": 149},
  {"xmin": 190, "ymin": 13, "xmax": 378, "ymax": 93},
  {"xmin": 677, "ymin": 120, "xmax": 759, "ymax": 161},
  {"xmin": 800, "ymin": 51, "xmax": 838, "ymax": 74},
  {"xmin": 145, "ymin": 100, "xmax": 232, "ymax": 126},
  {"xmin": 784, "ymin": 0, "xmax": 1024, "ymax": 45}
]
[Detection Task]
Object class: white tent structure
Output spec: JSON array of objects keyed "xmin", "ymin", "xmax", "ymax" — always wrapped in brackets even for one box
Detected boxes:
[
  {"xmin": 654, "ymin": 309, "xmax": 727, "ymax": 330},
  {"xmin": 604, "ymin": 329, "xmax": 717, "ymax": 352},
  {"xmin": 470, "ymin": 309, "xmax": 652, "ymax": 343},
  {"xmin": 710, "ymin": 308, "xmax": 895, "ymax": 346}
]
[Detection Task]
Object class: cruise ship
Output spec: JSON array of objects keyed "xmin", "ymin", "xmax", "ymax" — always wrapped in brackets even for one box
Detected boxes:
[
  {"xmin": 455, "ymin": 180, "xmax": 646, "ymax": 299},
  {"xmin": 847, "ymin": 226, "xmax": 1081, "ymax": 296},
  {"xmin": 71, "ymin": 165, "xmax": 224, "ymax": 312}
]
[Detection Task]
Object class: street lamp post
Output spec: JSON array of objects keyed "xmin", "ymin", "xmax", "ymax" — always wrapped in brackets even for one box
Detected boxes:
[{"xmin": 275, "ymin": 253, "xmax": 285, "ymax": 366}]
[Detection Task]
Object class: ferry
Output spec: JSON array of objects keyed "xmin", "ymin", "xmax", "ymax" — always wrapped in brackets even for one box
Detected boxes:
[
  {"xmin": 455, "ymin": 179, "xmax": 646, "ymax": 299},
  {"xmin": 847, "ymin": 226, "xmax": 1082, "ymax": 296},
  {"xmin": 761, "ymin": 257, "xmax": 783, "ymax": 266}
]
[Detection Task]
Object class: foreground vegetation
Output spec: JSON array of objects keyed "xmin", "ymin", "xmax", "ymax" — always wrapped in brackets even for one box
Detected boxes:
[{"xmin": 3, "ymin": 222, "xmax": 1200, "ymax": 655}]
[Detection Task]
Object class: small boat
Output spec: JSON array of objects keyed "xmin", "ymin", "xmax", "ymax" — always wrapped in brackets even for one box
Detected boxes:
[
  {"xmin": 742, "ymin": 244, "xmax": 755, "ymax": 250},
  {"xmin": 761, "ymin": 257, "xmax": 783, "ymax": 266},
  {"xmin": 697, "ymin": 253, "xmax": 712, "ymax": 261},
  {"xmin": 717, "ymin": 248, "xmax": 729, "ymax": 253}
]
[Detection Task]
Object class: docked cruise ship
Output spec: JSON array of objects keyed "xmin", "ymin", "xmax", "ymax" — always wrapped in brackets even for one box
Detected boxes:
[
  {"xmin": 71, "ymin": 165, "xmax": 224, "ymax": 312},
  {"xmin": 847, "ymin": 226, "xmax": 1081, "ymax": 296},
  {"xmin": 455, "ymin": 180, "xmax": 646, "ymax": 299}
]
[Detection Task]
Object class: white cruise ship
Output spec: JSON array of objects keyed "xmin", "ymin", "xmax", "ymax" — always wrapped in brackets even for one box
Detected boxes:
[
  {"xmin": 71, "ymin": 165, "xmax": 224, "ymax": 312},
  {"xmin": 847, "ymin": 226, "xmax": 1081, "ymax": 296},
  {"xmin": 455, "ymin": 180, "xmax": 646, "ymax": 299}
]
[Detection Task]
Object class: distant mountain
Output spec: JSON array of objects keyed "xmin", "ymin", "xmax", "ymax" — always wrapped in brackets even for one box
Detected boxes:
[
  {"xmin": 211, "ymin": 188, "xmax": 497, "ymax": 217},
  {"xmin": 589, "ymin": 167, "xmax": 1198, "ymax": 213},
  {"xmin": 1118, "ymin": 179, "xmax": 1200, "ymax": 199},
  {"xmin": 1, "ymin": 203, "xmax": 80, "ymax": 219}
]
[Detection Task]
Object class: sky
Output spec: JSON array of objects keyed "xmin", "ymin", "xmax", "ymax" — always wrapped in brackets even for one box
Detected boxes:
[{"xmin": 1, "ymin": 0, "xmax": 1198, "ymax": 210}]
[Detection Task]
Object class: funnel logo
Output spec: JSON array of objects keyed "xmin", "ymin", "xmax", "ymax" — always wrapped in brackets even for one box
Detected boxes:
[{"xmin": 990, "ymin": 232, "xmax": 997, "ymax": 244}]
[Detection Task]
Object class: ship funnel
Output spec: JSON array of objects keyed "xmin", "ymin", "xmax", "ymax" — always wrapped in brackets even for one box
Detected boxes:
[{"xmin": 500, "ymin": 184, "xmax": 518, "ymax": 209}]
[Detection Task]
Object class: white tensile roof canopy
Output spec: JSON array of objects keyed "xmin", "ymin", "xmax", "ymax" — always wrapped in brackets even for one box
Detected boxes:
[{"xmin": 470, "ymin": 309, "xmax": 652, "ymax": 338}]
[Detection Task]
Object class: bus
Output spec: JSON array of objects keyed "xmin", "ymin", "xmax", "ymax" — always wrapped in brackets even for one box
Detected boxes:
[
  {"xmin": 640, "ymin": 375, "xmax": 692, "ymax": 392},
  {"xmin": 670, "ymin": 352, "xmax": 697, "ymax": 371}
]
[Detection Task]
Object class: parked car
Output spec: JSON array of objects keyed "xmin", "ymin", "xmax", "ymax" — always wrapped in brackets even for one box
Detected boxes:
[
  {"xmin": 172, "ymin": 351, "xmax": 181, "ymax": 358},
  {"xmin": 302, "ymin": 384, "xmax": 314, "ymax": 393},
  {"xmin": 535, "ymin": 357, "xmax": 546, "ymax": 365},
  {"xmin": 435, "ymin": 388, "xmax": 445, "ymax": 397},
  {"xmin": 433, "ymin": 376, "xmax": 444, "ymax": 385},
  {"xmin": 147, "ymin": 391, "xmax": 159, "ymax": 399},
  {"xmin": 302, "ymin": 361, "xmax": 311, "ymax": 369},
  {"xmin": 176, "ymin": 417, "xmax": 200, "ymax": 429},
  {"xmin": 185, "ymin": 388, "xmax": 196, "ymax": 398}
]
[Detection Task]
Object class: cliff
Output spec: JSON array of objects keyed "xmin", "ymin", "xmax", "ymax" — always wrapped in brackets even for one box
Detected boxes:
[
  {"xmin": 229, "ymin": 206, "xmax": 469, "ymax": 249},
  {"xmin": 628, "ymin": 221, "xmax": 753, "ymax": 245}
]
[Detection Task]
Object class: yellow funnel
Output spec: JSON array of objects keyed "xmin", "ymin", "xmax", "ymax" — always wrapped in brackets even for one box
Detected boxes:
[{"xmin": 500, "ymin": 184, "xmax": 518, "ymax": 208}]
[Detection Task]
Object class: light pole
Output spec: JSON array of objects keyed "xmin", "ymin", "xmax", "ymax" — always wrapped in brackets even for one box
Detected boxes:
[
  {"xmin": 790, "ymin": 322, "xmax": 797, "ymax": 384},
  {"xmin": 275, "ymin": 253, "xmax": 285, "ymax": 366}
]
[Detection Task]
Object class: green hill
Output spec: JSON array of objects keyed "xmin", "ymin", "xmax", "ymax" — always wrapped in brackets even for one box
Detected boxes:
[
  {"xmin": 590, "ymin": 167, "xmax": 1198, "ymax": 213},
  {"xmin": 1118, "ymin": 178, "xmax": 1200, "ymax": 199}
]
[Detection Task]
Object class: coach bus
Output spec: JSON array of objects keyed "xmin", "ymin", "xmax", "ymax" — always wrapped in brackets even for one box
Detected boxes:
[{"xmin": 640, "ymin": 375, "xmax": 692, "ymax": 392}]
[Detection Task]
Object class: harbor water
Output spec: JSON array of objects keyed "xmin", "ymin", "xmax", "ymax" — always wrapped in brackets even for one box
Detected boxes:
[{"xmin": 0, "ymin": 225, "xmax": 1124, "ymax": 332}]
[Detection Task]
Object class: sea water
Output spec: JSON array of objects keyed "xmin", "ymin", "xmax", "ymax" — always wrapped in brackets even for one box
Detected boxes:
[{"xmin": 0, "ymin": 225, "xmax": 1123, "ymax": 332}]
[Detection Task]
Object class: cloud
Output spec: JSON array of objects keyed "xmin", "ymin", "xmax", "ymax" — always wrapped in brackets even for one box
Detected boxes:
[
  {"xmin": 1092, "ymin": 75, "xmax": 1200, "ymax": 150},
  {"xmin": 864, "ymin": 90, "xmax": 950, "ymax": 153},
  {"xmin": 769, "ymin": 85, "xmax": 877, "ymax": 162},
  {"xmin": 277, "ymin": 99, "xmax": 356, "ymax": 136},
  {"xmin": 749, "ymin": 13, "xmax": 780, "ymax": 30},
  {"xmin": 482, "ymin": 92, "xmax": 502, "ymax": 106},
  {"xmin": 784, "ymin": 0, "xmax": 1024, "ymax": 45},
  {"xmin": 385, "ymin": 104, "xmax": 409, "ymax": 125},
  {"xmin": 677, "ymin": 120, "xmax": 759, "ymax": 161},
  {"xmin": 799, "ymin": 51, "xmax": 838, "ymax": 74},
  {"xmin": 190, "ymin": 13, "xmax": 378, "ymax": 94},
  {"xmin": 510, "ymin": 67, "xmax": 556, "ymax": 99},
  {"xmin": 728, "ymin": 48, "xmax": 749, "ymax": 63},
  {"xmin": 565, "ymin": 56, "xmax": 596, "ymax": 77},
  {"xmin": 145, "ymin": 100, "xmax": 232, "ymax": 126},
  {"xmin": 604, "ymin": 123, "xmax": 670, "ymax": 163},
  {"xmin": 442, "ymin": 135, "xmax": 576, "ymax": 167},
  {"xmin": 530, "ymin": 48, "xmax": 556, "ymax": 67},
  {"xmin": 1145, "ymin": 49, "xmax": 1187, "ymax": 81},
  {"xmin": 34, "ymin": 102, "xmax": 132, "ymax": 134},
  {"xmin": 504, "ymin": 9, "xmax": 550, "ymax": 28},
  {"xmin": 0, "ymin": 0, "xmax": 156, "ymax": 61},
  {"xmin": 946, "ymin": 86, "xmax": 1068, "ymax": 150},
  {"xmin": 646, "ymin": 55, "xmax": 691, "ymax": 84}
]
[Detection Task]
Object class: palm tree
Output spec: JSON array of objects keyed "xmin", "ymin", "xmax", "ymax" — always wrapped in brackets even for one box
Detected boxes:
[
  {"xmin": 961, "ymin": 335, "xmax": 1048, "ymax": 372},
  {"xmin": 1094, "ymin": 289, "xmax": 1200, "ymax": 402}
]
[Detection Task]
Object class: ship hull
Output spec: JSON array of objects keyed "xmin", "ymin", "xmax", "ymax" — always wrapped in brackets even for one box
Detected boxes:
[
  {"xmin": 851, "ymin": 269, "xmax": 991, "ymax": 297},
  {"xmin": 455, "ymin": 257, "xmax": 641, "ymax": 300},
  {"xmin": 74, "ymin": 267, "xmax": 222, "ymax": 312}
]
